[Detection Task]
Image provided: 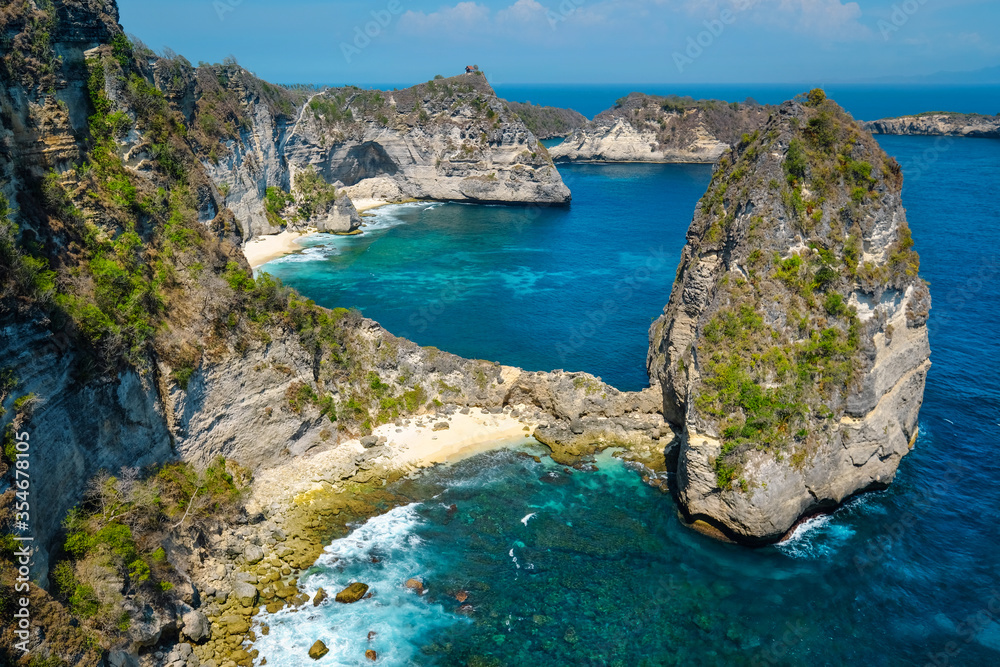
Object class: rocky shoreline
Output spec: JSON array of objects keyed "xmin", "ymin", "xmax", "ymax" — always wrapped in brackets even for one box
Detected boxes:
[
  {"xmin": 863, "ymin": 112, "xmax": 1000, "ymax": 138},
  {"xmin": 146, "ymin": 390, "xmax": 669, "ymax": 667}
]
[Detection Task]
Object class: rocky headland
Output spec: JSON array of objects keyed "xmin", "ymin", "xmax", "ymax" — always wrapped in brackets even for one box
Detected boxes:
[
  {"xmin": 647, "ymin": 90, "xmax": 931, "ymax": 543},
  {"xmin": 549, "ymin": 93, "xmax": 773, "ymax": 163},
  {"xmin": 863, "ymin": 112, "xmax": 1000, "ymax": 138}
]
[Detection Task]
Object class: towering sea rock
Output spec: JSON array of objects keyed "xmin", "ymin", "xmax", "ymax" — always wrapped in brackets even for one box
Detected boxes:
[
  {"xmin": 282, "ymin": 76, "xmax": 571, "ymax": 208},
  {"xmin": 647, "ymin": 92, "xmax": 931, "ymax": 543},
  {"xmin": 550, "ymin": 93, "xmax": 772, "ymax": 163},
  {"xmin": 863, "ymin": 112, "xmax": 1000, "ymax": 138}
]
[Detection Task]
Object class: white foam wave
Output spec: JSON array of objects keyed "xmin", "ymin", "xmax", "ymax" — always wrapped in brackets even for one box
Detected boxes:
[
  {"xmin": 253, "ymin": 504, "xmax": 460, "ymax": 667},
  {"xmin": 776, "ymin": 513, "xmax": 856, "ymax": 560}
]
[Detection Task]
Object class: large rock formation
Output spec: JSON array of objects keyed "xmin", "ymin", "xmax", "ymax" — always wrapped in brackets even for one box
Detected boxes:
[
  {"xmin": 864, "ymin": 113, "xmax": 1000, "ymax": 138},
  {"xmin": 550, "ymin": 93, "xmax": 772, "ymax": 163},
  {"xmin": 282, "ymin": 76, "xmax": 571, "ymax": 208},
  {"xmin": 647, "ymin": 91, "xmax": 931, "ymax": 544}
]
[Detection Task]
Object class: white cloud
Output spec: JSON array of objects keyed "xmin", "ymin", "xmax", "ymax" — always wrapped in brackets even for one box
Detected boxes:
[
  {"xmin": 779, "ymin": 0, "xmax": 868, "ymax": 39},
  {"xmin": 496, "ymin": 0, "xmax": 548, "ymax": 25},
  {"xmin": 399, "ymin": 2, "xmax": 491, "ymax": 33}
]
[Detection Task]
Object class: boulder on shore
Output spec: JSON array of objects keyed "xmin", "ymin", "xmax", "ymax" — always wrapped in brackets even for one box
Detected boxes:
[{"xmin": 313, "ymin": 587, "xmax": 328, "ymax": 606}]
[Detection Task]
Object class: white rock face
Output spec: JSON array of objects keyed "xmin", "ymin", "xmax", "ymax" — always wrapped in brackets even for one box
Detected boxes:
[
  {"xmin": 551, "ymin": 118, "xmax": 729, "ymax": 163},
  {"xmin": 0, "ymin": 321, "xmax": 173, "ymax": 585},
  {"xmin": 550, "ymin": 93, "xmax": 772, "ymax": 164},
  {"xmin": 282, "ymin": 76, "xmax": 571, "ymax": 207}
]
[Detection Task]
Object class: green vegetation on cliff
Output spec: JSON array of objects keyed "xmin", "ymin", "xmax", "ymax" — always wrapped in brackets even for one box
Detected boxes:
[
  {"xmin": 502, "ymin": 100, "xmax": 588, "ymax": 139},
  {"xmin": 677, "ymin": 91, "xmax": 921, "ymax": 490}
]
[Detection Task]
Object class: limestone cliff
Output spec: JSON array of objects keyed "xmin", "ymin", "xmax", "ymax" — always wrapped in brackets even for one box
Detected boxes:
[
  {"xmin": 0, "ymin": 5, "xmax": 600, "ymax": 650},
  {"xmin": 550, "ymin": 93, "xmax": 772, "ymax": 163},
  {"xmin": 281, "ymin": 76, "xmax": 571, "ymax": 207},
  {"xmin": 864, "ymin": 112, "xmax": 1000, "ymax": 138},
  {"xmin": 647, "ymin": 91, "xmax": 931, "ymax": 544}
]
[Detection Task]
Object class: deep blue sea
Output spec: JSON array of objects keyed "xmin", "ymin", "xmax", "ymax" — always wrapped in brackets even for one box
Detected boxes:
[{"xmin": 255, "ymin": 90, "xmax": 1000, "ymax": 665}]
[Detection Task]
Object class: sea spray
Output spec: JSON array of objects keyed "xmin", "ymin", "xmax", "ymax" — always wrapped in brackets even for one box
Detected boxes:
[{"xmin": 253, "ymin": 505, "xmax": 459, "ymax": 667}]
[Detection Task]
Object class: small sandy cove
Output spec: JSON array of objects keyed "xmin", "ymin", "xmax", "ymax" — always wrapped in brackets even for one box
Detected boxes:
[
  {"xmin": 249, "ymin": 409, "xmax": 538, "ymax": 511},
  {"xmin": 244, "ymin": 231, "xmax": 309, "ymax": 269},
  {"xmin": 352, "ymin": 198, "xmax": 390, "ymax": 213},
  {"xmin": 243, "ymin": 200, "xmax": 391, "ymax": 269}
]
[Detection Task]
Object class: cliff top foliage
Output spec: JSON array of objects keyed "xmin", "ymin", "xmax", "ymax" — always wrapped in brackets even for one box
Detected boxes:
[
  {"xmin": 595, "ymin": 92, "xmax": 774, "ymax": 148},
  {"xmin": 0, "ymin": 0, "xmax": 58, "ymax": 90},
  {"xmin": 501, "ymin": 100, "xmax": 588, "ymax": 139},
  {"xmin": 668, "ymin": 90, "xmax": 921, "ymax": 491}
]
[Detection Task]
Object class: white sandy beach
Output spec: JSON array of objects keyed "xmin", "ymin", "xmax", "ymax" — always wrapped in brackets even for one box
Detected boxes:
[
  {"xmin": 352, "ymin": 198, "xmax": 391, "ymax": 213},
  {"xmin": 248, "ymin": 409, "xmax": 538, "ymax": 511},
  {"xmin": 244, "ymin": 230, "xmax": 311, "ymax": 269}
]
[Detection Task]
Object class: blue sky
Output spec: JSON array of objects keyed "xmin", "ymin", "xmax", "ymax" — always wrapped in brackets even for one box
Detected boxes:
[{"xmin": 117, "ymin": 0, "xmax": 999, "ymax": 85}]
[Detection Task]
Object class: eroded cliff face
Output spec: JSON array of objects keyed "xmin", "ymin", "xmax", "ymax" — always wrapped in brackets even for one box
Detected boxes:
[
  {"xmin": 282, "ymin": 76, "xmax": 571, "ymax": 207},
  {"xmin": 864, "ymin": 113, "xmax": 1000, "ymax": 138},
  {"xmin": 550, "ymin": 93, "xmax": 772, "ymax": 163},
  {"xmin": 647, "ymin": 93, "xmax": 931, "ymax": 543}
]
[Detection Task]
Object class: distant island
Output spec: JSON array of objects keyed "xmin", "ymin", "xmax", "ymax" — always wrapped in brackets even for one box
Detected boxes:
[{"xmin": 863, "ymin": 112, "xmax": 1000, "ymax": 138}]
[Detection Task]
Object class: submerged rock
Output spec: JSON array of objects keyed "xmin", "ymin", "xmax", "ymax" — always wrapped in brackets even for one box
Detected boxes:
[
  {"xmin": 647, "ymin": 91, "xmax": 931, "ymax": 544},
  {"xmin": 335, "ymin": 582, "xmax": 370, "ymax": 603}
]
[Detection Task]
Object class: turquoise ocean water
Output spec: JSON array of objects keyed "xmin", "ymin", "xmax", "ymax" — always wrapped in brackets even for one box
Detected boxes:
[{"xmin": 255, "ymin": 91, "xmax": 1000, "ymax": 665}]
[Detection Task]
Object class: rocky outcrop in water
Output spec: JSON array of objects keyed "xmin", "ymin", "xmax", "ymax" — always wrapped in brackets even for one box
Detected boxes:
[
  {"xmin": 647, "ymin": 91, "xmax": 931, "ymax": 544},
  {"xmin": 550, "ymin": 93, "xmax": 772, "ymax": 163},
  {"xmin": 864, "ymin": 113, "xmax": 1000, "ymax": 138}
]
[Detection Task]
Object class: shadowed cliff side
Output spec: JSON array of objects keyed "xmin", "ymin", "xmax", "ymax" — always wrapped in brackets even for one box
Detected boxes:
[{"xmin": 648, "ymin": 90, "xmax": 931, "ymax": 544}]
